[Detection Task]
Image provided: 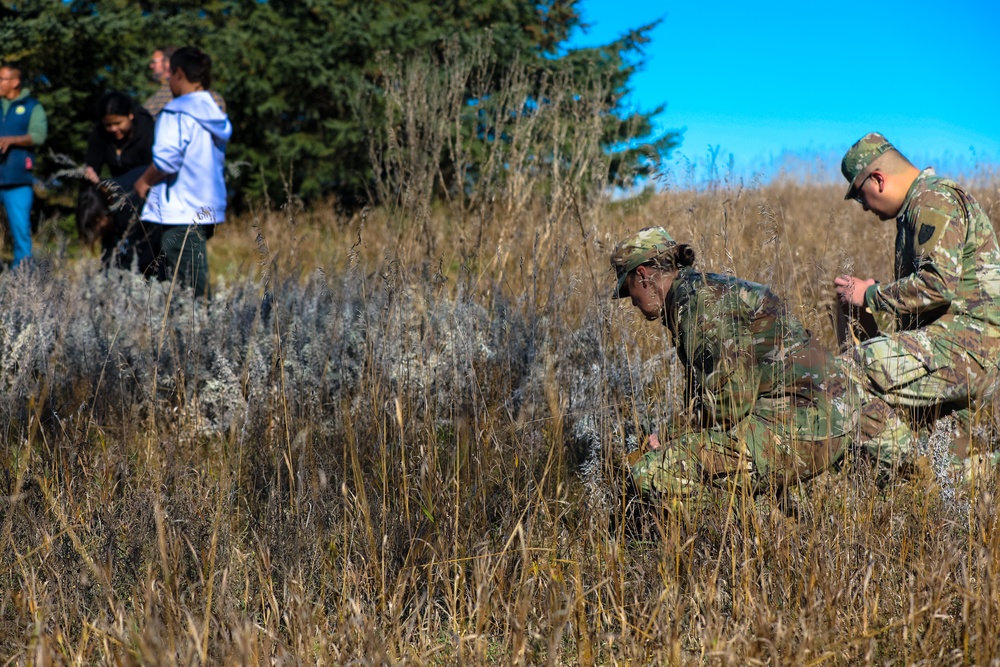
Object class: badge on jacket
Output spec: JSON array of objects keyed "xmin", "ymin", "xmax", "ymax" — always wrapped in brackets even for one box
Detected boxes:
[{"xmin": 918, "ymin": 224, "xmax": 936, "ymax": 245}]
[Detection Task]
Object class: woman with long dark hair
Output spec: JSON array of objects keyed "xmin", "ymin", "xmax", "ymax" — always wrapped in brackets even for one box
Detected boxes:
[
  {"xmin": 611, "ymin": 226, "xmax": 914, "ymax": 513},
  {"xmin": 79, "ymin": 90, "xmax": 160, "ymax": 274},
  {"xmin": 83, "ymin": 91, "xmax": 154, "ymax": 183}
]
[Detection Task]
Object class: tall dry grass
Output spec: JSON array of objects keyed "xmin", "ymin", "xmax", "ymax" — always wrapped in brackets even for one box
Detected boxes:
[{"xmin": 2, "ymin": 48, "xmax": 1000, "ymax": 665}]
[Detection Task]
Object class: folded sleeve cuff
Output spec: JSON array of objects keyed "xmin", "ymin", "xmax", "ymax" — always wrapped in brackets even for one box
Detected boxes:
[{"xmin": 864, "ymin": 283, "xmax": 880, "ymax": 312}]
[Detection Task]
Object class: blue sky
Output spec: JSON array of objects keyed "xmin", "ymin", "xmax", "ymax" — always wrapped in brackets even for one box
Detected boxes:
[{"xmin": 569, "ymin": 0, "xmax": 1000, "ymax": 185}]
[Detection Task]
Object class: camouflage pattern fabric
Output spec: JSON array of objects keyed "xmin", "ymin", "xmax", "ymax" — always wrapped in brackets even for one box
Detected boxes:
[
  {"xmin": 610, "ymin": 226, "xmax": 676, "ymax": 299},
  {"xmin": 850, "ymin": 170, "xmax": 1000, "ymax": 440},
  {"xmin": 841, "ymin": 132, "xmax": 894, "ymax": 199},
  {"xmin": 631, "ymin": 268, "xmax": 913, "ymax": 507}
]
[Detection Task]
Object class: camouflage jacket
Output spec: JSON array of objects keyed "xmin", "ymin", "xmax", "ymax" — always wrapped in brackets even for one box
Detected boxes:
[
  {"xmin": 144, "ymin": 83, "xmax": 227, "ymax": 119},
  {"xmin": 864, "ymin": 169, "xmax": 1000, "ymax": 333},
  {"xmin": 662, "ymin": 268, "xmax": 848, "ymax": 434}
]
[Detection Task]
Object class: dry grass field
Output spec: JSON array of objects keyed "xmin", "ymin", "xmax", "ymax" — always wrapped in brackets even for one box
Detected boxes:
[{"xmin": 1, "ymin": 171, "xmax": 999, "ymax": 665}]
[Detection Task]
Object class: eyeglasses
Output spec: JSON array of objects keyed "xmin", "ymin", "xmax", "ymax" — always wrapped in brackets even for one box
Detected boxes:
[{"xmin": 852, "ymin": 173, "xmax": 873, "ymax": 204}]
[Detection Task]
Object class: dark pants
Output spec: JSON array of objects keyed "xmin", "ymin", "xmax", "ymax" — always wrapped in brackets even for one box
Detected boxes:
[
  {"xmin": 103, "ymin": 200, "xmax": 165, "ymax": 280},
  {"xmin": 159, "ymin": 224, "xmax": 214, "ymax": 298}
]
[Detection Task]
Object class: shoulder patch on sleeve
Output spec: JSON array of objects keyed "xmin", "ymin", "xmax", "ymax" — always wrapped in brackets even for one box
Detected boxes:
[
  {"xmin": 911, "ymin": 205, "xmax": 953, "ymax": 251},
  {"xmin": 918, "ymin": 223, "xmax": 935, "ymax": 244}
]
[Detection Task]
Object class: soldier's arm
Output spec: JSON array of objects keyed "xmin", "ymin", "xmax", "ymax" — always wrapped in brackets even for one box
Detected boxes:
[
  {"xmin": 683, "ymin": 306, "xmax": 758, "ymax": 427},
  {"xmin": 865, "ymin": 196, "xmax": 964, "ymax": 317}
]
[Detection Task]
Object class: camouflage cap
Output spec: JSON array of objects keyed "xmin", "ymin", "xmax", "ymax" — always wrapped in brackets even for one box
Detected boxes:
[
  {"xmin": 841, "ymin": 132, "xmax": 894, "ymax": 200},
  {"xmin": 610, "ymin": 226, "xmax": 676, "ymax": 299}
]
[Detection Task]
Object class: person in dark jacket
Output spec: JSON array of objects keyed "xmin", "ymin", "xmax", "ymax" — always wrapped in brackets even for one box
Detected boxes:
[
  {"xmin": 611, "ymin": 226, "xmax": 915, "ymax": 512},
  {"xmin": 79, "ymin": 91, "xmax": 162, "ymax": 276},
  {"xmin": 76, "ymin": 165, "xmax": 164, "ymax": 279},
  {"xmin": 83, "ymin": 91, "xmax": 154, "ymax": 183}
]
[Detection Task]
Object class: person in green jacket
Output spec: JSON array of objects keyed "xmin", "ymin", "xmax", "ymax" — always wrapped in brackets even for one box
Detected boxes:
[
  {"xmin": 835, "ymin": 132, "xmax": 1000, "ymax": 459},
  {"xmin": 611, "ymin": 226, "xmax": 913, "ymax": 511}
]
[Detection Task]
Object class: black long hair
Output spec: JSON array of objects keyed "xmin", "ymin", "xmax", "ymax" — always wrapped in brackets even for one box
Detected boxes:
[
  {"xmin": 646, "ymin": 244, "xmax": 697, "ymax": 272},
  {"xmin": 94, "ymin": 91, "xmax": 135, "ymax": 121},
  {"xmin": 76, "ymin": 185, "xmax": 111, "ymax": 245}
]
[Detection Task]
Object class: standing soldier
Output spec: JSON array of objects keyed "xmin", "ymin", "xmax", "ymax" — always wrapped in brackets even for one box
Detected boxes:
[
  {"xmin": 0, "ymin": 64, "xmax": 47, "ymax": 269},
  {"xmin": 611, "ymin": 227, "xmax": 913, "ymax": 513},
  {"xmin": 834, "ymin": 133, "xmax": 1000, "ymax": 457}
]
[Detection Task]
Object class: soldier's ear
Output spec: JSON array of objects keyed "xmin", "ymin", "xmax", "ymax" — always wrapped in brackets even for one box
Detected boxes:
[
  {"xmin": 635, "ymin": 265, "xmax": 654, "ymax": 285},
  {"xmin": 870, "ymin": 171, "xmax": 886, "ymax": 193}
]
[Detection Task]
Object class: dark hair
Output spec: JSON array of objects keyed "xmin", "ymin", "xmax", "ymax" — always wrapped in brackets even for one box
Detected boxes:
[
  {"xmin": 645, "ymin": 243, "xmax": 696, "ymax": 272},
  {"xmin": 674, "ymin": 244, "xmax": 696, "ymax": 268},
  {"xmin": 95, "ymin": 91, "xmax": 134, "ymax": 121},
  {"xmin": 156, "ymin": 46, "xmax": 178, "ymax": 59},
  {"xmin": 170, "ymin": 46, "xmax": 212, "ymax": 90},
  {"xmin": 76, "ymin": 185, "xmax": 111, "ymax": 245}
]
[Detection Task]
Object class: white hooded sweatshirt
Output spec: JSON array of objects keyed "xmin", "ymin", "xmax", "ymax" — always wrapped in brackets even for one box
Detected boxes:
[{"xmin": 141, "ymin": 90, "xmax": 233, "ymax": 225}]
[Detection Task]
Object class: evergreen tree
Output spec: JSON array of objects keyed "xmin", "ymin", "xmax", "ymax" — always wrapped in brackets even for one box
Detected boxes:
[{"xmin": 0, "ymin": 0, "xmax": 680, "ymax": 206}]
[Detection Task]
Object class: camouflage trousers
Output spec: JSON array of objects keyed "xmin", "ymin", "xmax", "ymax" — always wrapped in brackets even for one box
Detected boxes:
[
  {"xmin": 630, "ymin": 386, "xmax": 913, "ymax": 509},
  {"xmin": 845, "ymin": 327, "xmax": 1000, "ymax": 458}
]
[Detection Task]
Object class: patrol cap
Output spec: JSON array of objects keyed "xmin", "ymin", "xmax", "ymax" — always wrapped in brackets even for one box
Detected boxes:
[
  {"xmin": 841, "ymin": 132, "xmax": 894, "ymax": 200},
  {"xmin": 610, "ymin": 226, "xmax": 676, "ymax": 299}
]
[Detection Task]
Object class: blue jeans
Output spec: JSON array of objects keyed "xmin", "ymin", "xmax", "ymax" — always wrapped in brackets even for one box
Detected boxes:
[{"xmin": 0, "ymin": 185, "xmax": 33, "ymax": 267}]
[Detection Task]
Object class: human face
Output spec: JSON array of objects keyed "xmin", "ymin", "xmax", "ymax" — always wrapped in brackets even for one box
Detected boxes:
[
  {"xmin": 150, "ymin": 51, "xmax": 171, "ymax": 84},
  {"xmin": 92, "ymin": 213, "xmax": 114, "ymax": 240},
  {"xmin": 102, "ymin": 114, "xmax": 134, "ymax": 142},
  {"xmin": 0, "ymin": 68, "xmax": 20, "ymax": 100},
  {"xmin": 625, "ymin": 267, "xmax": 667, "ymax": 321},
  {"xmin": 850, "ymin": 173, "xmax": 873, "ymax": 205},
  {"xmin": 853, "ymin": 171, "xmax": 896, "ymax": 221},
  {"xmin": 168, "ymin": 68, "xmax": 183, "ymax": 97}
]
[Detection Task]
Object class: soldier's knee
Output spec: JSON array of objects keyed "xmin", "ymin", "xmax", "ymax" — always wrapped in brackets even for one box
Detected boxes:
[{"xmin": 630, "ymin": 447, "xmax": 700, "ymax": 497}]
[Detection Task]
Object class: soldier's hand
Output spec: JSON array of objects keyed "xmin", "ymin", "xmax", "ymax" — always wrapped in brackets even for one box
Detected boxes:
[
  {"xmin": 647, "ymin": 432, "xmax": 661, "ymax": 450},
  {"xmin": 834, "ymin": 275, "xmax": 875, "ymax": 308}
]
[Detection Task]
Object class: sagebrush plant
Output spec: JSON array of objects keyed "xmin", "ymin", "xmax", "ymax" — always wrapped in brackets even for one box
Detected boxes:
[
  {"xmin": 1, "ymin": 173, "xmax": 997, "ymax": 664},
  {"xmin": 3, "ymin": 69, "xmax": 1000, "ymax": 664}
]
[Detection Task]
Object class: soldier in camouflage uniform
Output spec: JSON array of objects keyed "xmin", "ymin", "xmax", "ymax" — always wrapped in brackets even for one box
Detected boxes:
[
  {"xmin": 835, "ymin": 132, "xmax": 1000, "ymax": 457},
  {"xmin": 612, "ymin": 227, "xmax": 913, "ymax": 510}
]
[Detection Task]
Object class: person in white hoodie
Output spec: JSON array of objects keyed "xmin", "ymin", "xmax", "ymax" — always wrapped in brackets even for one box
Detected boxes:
[{"xmin": 135, "ymin": 46, "xmax": 232, "ymax": 298}]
